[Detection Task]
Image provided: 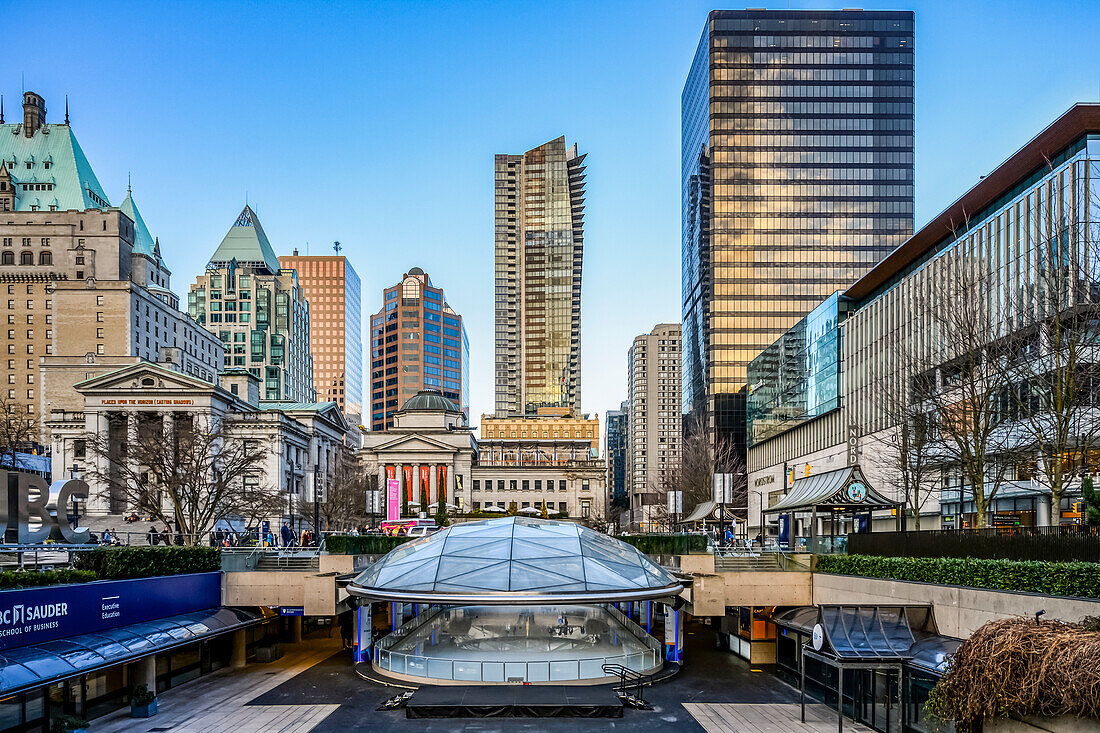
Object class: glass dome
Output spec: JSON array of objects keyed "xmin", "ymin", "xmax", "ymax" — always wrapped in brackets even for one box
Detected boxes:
[{"xmin": 347, "ymin": 517, "xmax": 683, "ymax": 604}]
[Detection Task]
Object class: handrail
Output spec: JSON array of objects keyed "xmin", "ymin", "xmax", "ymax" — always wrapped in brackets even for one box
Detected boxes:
[{"xmin": 601, "ymin": 662, "xmax": 647, "ymax": 703}]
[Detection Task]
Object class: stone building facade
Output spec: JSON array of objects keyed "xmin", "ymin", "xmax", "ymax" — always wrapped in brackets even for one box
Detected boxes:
[
  {"xmin": 0, "ymin": 91, "xmax": 223, "ymax": 434},
  {"xmin": 46, "ymin": 361, "xmax": 348, "ymax": 527}
]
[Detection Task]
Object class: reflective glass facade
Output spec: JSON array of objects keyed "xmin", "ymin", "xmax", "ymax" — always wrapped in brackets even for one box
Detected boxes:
[
  {"xmin": 369, "ymin": 268, "xmax": 469, "ymax": 430},
  {"xmin": 682, "ymin": 10, "xmax": 914, "ymax": 453},
  {"xmin": 494, "ymin": 138, "xmax": 586, "ymax": 417},
  {"xmin": 278, "ymin": 255, "xmax": 363, "ymax": 424},
  {"xmin": 747, "ymin": 291, "xmax": 846, "ymax": 446}
]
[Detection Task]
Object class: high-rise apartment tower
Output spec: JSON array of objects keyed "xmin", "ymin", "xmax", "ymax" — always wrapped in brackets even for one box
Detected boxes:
[
  {"xmin": 627, "ymin": 324, "xmax": 682, "ymax": 531},
  {"xmin": 494, "ymin": 137, "xmax": 586, "ymax": 417},
  {"xmin": 681, "ymin": 9, "xmax": 914, "ymax": 453},
  {"xmin": 279, "ymin": 251, "xmax": 363, "ymax": 427}
]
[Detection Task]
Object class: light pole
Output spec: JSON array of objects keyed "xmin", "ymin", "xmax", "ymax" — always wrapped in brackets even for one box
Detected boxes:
[{"xmin": 69, "ymin": 464, "xmax": 82, "ymax": 529}]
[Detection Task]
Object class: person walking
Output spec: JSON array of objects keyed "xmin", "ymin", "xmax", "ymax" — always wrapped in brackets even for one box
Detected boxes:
[{"xmin": 280, "ymin": 522, "xmax": 294, "ymax": 548}]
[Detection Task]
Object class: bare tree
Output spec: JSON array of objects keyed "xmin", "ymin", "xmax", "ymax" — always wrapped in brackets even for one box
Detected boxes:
[
  {"xmin": 0, "ymin": 395, "xmax": 37, "ymax": 470},
  {"xmin": 671, "ymin": 415, "xmax": 746, "ymax": 523},
  {"xmin": 84, "ymin": 413, "xmax": 277, "ymax": 542},
  {"xmin": 300, "ymin": 454, "xmax": 369, "ymax": 532},
  {"xmin": 917, "ymin": 233, "xmax": 1021, "ymax": 529},
  {"xmin": 996, "ymin": 196, "xmax": 1100, "ymax": 525}
]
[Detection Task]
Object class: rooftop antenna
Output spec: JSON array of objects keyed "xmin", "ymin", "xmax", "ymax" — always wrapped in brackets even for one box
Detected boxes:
[
  {"xmin": 127, "ymin": 172, "xmax": 131, "ymax": 196},
  {"xmin": 0, "ymin": 95, "xmax": 4, "ymax": 124},
  {"xmin": 333, "ymin": 240, "xmax": 342, "ymax": 255},
  {"xmin": 64, "ymin": 95, "xmax": 69, "ymax": 125}
]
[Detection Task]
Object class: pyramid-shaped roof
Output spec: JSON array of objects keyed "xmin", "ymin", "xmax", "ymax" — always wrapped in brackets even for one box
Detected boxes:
[
  {"xmin": 208, "ymin": 205, "xmax": 281, "ymax": 274},
  {"xmin": 119, "ymin": 188, "xmax": 164, "ymax": 266},
  {"xmin": 0, "ymin": 123, "xmax": 110, "ymax": 211}
]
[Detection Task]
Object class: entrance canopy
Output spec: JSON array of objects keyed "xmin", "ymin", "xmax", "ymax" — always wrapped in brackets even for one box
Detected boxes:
[
  {"xmin": 764, "ymin": 466, "xmax": 897, "ymax": 515},
  {"xmin": 348, "ymin": 517, "xmax": 684, "ymax": 605},
  {"xmin": 774, "ymin": 604, "xmax": 941, "ymax": 661},
  {"xmin": 0, "ymin": 607, "xmax": 270, "ymax": 696}
]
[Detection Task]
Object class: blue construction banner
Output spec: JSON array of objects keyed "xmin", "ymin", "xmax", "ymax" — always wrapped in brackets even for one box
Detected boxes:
[{"xmin": 0, "ymin": 572, "xmax": 221, "ymax": 651}]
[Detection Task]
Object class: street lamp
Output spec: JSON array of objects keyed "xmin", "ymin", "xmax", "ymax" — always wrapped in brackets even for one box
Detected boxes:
[{"xmin": 69, "ymin": 464, "xmax": 83, "ymax": 529}]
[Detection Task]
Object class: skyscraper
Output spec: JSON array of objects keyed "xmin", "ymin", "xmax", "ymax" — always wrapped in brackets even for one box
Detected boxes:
[
  {"xmin": 187, "ymin": 206, "xmax": 315, "ymax": 402},
  {"xmin": 605, "ymin": 401, "xmax": 629, "ymax": 521},
  {"xmin": 368, "ymin": 267, "xmax": 469, "ymax": 431},
  {"xmin": 681, "ymin": 9, "xmax": 914, "ymax": 453},
  {"xmin": 279, "ymin": 251, "xmax": 363, "ymax": 427},
  {"xmin": 494, "ymin": 136, "xmax": 586, "ymax": 417},
  {"xmin": 627, "ymin": 324, "xmax": 681, "ymax": 531}
]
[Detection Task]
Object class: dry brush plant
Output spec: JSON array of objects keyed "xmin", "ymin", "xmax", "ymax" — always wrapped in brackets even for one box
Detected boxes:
[{"xmin": 928, "ymin": 616, "xmax": 1100, "ymax": 729}]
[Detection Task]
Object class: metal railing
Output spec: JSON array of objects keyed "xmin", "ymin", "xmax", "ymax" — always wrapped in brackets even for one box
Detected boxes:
[
  {"xmin": 375, "ymin": 648, "xmax": 659, "ymax": 683},
  {"xmin": 848, "ymin": 525, "xmax": 1100, "ymax": 562}
]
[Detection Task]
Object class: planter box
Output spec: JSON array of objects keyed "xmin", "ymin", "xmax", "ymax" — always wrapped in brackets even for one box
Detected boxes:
[{"xmin": 131, "ymin": 699, "xmax": 158, "ymax": 718}]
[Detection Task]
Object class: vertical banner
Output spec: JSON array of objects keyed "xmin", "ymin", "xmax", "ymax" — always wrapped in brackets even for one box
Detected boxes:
[
  {"xmin": 437, "ymin": 466, "xmax": 447, "ymax": 506},
  {"xmin": 778, "ymin": 514, "xmax": 790, "ymax": 548},
  {"xmin": 354, "ymin": 603, "xmax": 371, "ymax": 663},
  {"xmin": 386, "ymin": 479, "xmax": 400, "ymax": 521},
  {"xmin": 403, "ymin": 466, "xmax": 413, "ymax": 501},
  {"xmin": 420, "ymin": 466, "xmax": 430, "ymax": 507},
  {"xmin": 663, "ymin": 606, "xmax": 683, "ymax": 662}
]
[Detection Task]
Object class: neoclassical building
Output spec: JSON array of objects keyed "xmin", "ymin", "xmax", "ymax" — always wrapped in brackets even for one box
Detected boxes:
[
  {"xmin": 360, "ymin": 391, "xmax": 477, "ymax": 513},
  {"xmin": 46, "ymin": 361, "xmax": 349, "ymax": 528},
  {"xmin": 360, "ymin": 390, "xmax": 608, "ymax": 521}
]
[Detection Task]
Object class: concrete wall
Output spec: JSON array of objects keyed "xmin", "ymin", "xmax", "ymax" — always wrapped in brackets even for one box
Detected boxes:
[
  {"xmin": 688, "ymin": 570, "xmax": 813, "ymax": 616},
  {"xmin": 813, "ymin": 573, "xmax": 1100, "ymax": 638},
  {"xmin": 223, "ymin": 571, "xmax": 339, "ymax": 616}
]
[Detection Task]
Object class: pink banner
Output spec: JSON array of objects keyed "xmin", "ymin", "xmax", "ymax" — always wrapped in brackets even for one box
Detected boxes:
[{"xmin": 386, "ymin": 478, "xmax": 400, "ymax": 521}]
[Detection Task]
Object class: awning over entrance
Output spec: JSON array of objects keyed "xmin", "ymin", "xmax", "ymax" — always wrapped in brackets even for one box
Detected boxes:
[
  {"xmin": 763, "ymin": 466, "xmax": 897, "ymax": 514},
  {"xmin": 0, "ymin": 607, "xmax": 271, "ymax": 696},
  {"xmin": 774, "ymin": 604, "xmax": 946, "ymax": 662},
  {"xmin": 678, "ymin": 500, "xmax": 716, "ymax": 524}
]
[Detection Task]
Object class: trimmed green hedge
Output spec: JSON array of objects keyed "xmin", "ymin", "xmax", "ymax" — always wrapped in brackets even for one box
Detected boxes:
[
  {"xmin": 325, "ymin": 535, "xmax": 412, "ymax": 555},
  {"xmin": 0, "ymin": 569, "xmax": 96, "ymax": 589},
  {"xmin": 74, "ymin": 546, "xmax": 221, "ymax": 579},
  {"xmin": 817, "ymin": 553, "xmax": 1100, "ymax": 599},
  {"xmin": 620, "ymin": 534, "xmax": 709, "ymax": 556}
]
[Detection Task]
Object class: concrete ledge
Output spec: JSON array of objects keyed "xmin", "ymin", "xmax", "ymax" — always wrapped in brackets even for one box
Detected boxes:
[{"xmin": 812, "ymin": 573, "xmax": 1100, "ymax": 638}]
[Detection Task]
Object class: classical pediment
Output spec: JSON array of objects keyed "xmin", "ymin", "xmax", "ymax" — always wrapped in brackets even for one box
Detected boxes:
[
  {"xmin": 370, "ymin": 432, "xmax": 461, "ymax": 454},
  {"xmin": 74, "ymin": 361, "xmax": 217, "ymax": 396}
]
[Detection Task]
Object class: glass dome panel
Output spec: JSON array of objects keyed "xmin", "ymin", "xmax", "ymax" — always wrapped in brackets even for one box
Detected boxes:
[{"xmin": 349, "ymin": 517, "xmax": 682, "ymax": 604}]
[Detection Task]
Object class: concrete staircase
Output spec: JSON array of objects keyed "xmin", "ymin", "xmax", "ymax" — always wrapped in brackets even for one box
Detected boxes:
[
  {"xmin": 714, "ymin": 554, "xmax": 783, "ymax": 572},
  {"xmin": 254, "ymin": 554, "xmax": 320, "ymax": 572}
]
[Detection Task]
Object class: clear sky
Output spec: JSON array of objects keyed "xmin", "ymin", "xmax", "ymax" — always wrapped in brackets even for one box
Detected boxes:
[{"xmin": 8, "ymin": 0, "xmax": 1100, "ymax": 437}]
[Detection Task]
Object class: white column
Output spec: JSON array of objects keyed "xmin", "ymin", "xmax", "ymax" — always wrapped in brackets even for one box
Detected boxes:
[
  {"xmin": 126, "ymin": 411, "xmax": 139, "ymax": 513},
  {"xmin": 85, "ymin": 410, "xmax": 110, "ymax": 514},
  {"xmin": 413, "ymin": 464, "xmax": 422, "ymax": 510}
]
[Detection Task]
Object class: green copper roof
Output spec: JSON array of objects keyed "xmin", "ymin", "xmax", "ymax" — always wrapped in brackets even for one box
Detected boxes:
[
  {"xmin": 119, "ymin": 189, "xmax": 164, "ymax": 264},
  {"xmin": 0, "ymin": 123, "xmax": 110, "ymax": 211},
  {"xmin": 209, "ymin": 205, "xmax": 281, "ymax": 274},
  {"xmin": 259, "ymin": 401, "xmax": 339, "ymax": 412}
]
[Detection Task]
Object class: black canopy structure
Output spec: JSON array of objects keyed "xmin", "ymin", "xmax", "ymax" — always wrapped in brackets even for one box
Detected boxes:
[
  {"xmin": 773, "ymin": 605, "xmax": 957, "ymax": 733},
  {"xmin": 762, "ymin": 466, "xmax": 901, "ymax": 551}
]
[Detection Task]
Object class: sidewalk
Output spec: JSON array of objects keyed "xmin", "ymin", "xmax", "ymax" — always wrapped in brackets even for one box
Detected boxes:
[
  {"xmin": 94, "ymin": 634, "xmax": 342, "ymax": 733},
  {"xmin": 685, "ymin": 702, "xmax": 875, "ymax": 732}
]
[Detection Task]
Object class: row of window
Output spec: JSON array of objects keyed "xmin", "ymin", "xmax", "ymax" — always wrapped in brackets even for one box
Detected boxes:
[
  {"xmin": 0, "ymin": 250, "xmax": 52, "ymax": 265},
  {"xmin": 472, "ymin": 479, "xmax": 592, "ymax": 492}
]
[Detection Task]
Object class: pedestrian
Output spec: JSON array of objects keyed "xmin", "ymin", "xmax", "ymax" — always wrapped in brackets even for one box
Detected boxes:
[
  {"xmin": 147, "ymin": 525, "xmax": 159, "ymax": 546},
  {"xmin": 280, "ymin": 522, "xmax": 294, "ymax": 547}
]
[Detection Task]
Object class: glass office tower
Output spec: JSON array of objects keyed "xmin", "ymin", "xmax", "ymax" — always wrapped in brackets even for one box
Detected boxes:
[{"xmin": 681, "ymin": 9, "xmax": 914, "ymax": 454}]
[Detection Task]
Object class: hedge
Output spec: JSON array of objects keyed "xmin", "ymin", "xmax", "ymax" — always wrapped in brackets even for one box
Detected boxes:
[
  {"xmin": 74, "ymin": 546, "xmax": 221, "ymax": 579},
  {"xmin": 816, "ymin": 554, "xmax": 1100, "ymax": 599},
  {"xmin": 0, "ymin": 569, "xmax": 96, "ymax": 589},
  {"xmin": 619, "ymin": 534, "xmax": 709, "ymax": 556},
  {"xmin": 325, "ymin": 535, "xmax": 412, "ymax": 555}
]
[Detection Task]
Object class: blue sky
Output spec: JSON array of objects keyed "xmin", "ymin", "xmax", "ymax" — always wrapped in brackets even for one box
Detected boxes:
[{"xmin": 8, "ymin": 0, "xmax": 1100, "ymax": 434}]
